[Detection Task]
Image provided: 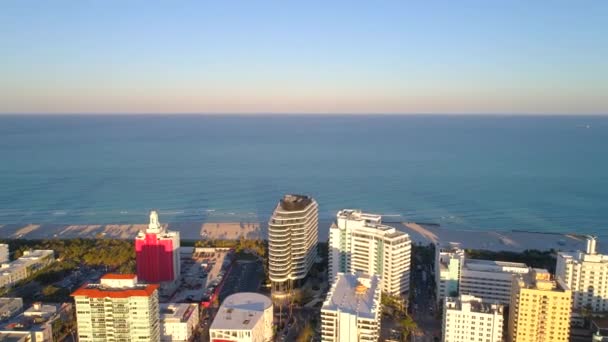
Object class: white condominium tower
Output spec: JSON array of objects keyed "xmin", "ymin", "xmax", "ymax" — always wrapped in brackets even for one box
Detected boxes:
[
  {"xmin": 71, "ymin": 274, "xmax": 160, "ymax": 342},
  {"xmin": 557, "ymin": 236, "xmax": 608, "ymax": 322},
  {"xmin": 328, "ymin": 209, "xmax": 411, "ymax": 295},
  {"xmin": 268, "ymin": 194, "xmax": 318, "ymax": 295},
  {"xmin": 321, "ymin": 273, "xmax": 382, "ymax": 342},
  {"xmin": 442, "ymin": 295, "xmax": 504, "ymax": 342},
  {"xmin": 435, "ymin": 242, "xmax": 465, "ymax": 302}
]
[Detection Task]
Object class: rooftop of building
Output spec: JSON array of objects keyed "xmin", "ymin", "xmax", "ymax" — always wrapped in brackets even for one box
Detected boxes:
[
  {"xmin": 71, "ymin": 274, "xmax": 158, "ymax": 299},
  {"xmin": 464, "ymin": 259, "xmax": 529, "ymax": 273},
  {"xmin": 0, "ymin": 250, "xmax": 54, "ymax": 273},
  {"xmin": 322, "ymin": 273, "xmax": 380, "ymax": 319},
  {"xmin": 22, "ymin": 303, "xmax": 56, "ymax": 318},
  {"xmin": 278, "ymin": 194, "xmax": 313, "ymax": 211},
  {"xmin": 445, "ymin": 295, "xmax": 503, "ymax": 314},
  {"xmin": 210, "ymin": 292, "xmax": 271, "ymax": 331},
  {"xmin": 160, "ymin": 303, "xmax": 197, "ymax": 323},
  {"xmin": 333, "ymin": 210, "xmax": 410, "ymax": 240},
  {"xmin": 517, "ymin": 268, "xmax": 569, "ymax": 292},
  {"xmin": 437, "ymin": 242, "xmax": 464, "ymax": 253},
  {"xmin": 0, "ymin": 298, "xmax": 22, "ymax": 309},
  {"xmin": 0, "ymin": 303, "xmax": 60, "ymax": 333},
  {"xmin": 0, "ymin": 332, "xmax": 28, "ymax": 342}
]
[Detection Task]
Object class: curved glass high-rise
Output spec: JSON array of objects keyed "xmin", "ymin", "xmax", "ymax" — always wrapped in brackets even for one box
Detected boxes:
[{"xmin": 268, "ymin": 194, "xmax": 318, "ymax": 296}]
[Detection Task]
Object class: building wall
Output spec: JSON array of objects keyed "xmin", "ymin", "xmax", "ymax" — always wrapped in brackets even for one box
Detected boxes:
[
  {"xmin": 268, "ymin": 197, "xmax": 318, "ymax": 295},
  {"xmin": 160, "ymin": 304, "xmax": 199, "ymax": 341},
  {"xmin": 136, "ymin": 233, "xmax": 177, "ymax": 283},
  {"xmin": 0, "ymin": 250, "xmax": 54, "ymax": 289},
  {"xmin": 328, "ymin": 211, "xmax": 411, "ymax": 295},
  {"xmin": 435, "ymin": 245, "xmax": 465, "ymax": 303},
  {"xmin": 0, "ymin": 244, "xmax": 8, "ymax": 264},
  {"xmin": 321, "ymin": 309, "xmax": 380, "ymax": 342},
  {"xmin": 442, "ymin": 296, "xmax": 503, "ymax": 342},
  {"xmin": 459, "ymin": 269, "xmax": 518, "ymax": 305},
  {"xmin": 557, "ymin": 252, "xmax": 608, "ymax": 312},
  {"xmin": 209, "ymin": 317, "xmax": 264, "ymax": 342},
  {"xmin": 507, "ymin": 277, "xmax": 572, "ymax": 342},
  {"xmin": 74, "ymin": 292, "xmax": 160, "ymax": 342}
]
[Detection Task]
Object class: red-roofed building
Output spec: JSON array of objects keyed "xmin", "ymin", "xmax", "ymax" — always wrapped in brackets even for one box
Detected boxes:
[
  {"xmin": 135, "ymin": 211, "xmax": 181, "ymax": 283},
  {"xmin": 71, "ymin": 273, "xmax": 160, "ymax": 341}
]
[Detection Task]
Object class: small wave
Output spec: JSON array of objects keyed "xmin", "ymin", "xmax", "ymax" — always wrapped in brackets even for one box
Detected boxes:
[
  {"xmin": 52, "ymin": 211, "xmax": 67, "ymax": 216},
  {"xmin": 162, "ymin": 210, "xmax": 185, "ymax": 215},
  {"xmin": 120, "ymin": 211, "xmax": 128, "ymax": 214}
]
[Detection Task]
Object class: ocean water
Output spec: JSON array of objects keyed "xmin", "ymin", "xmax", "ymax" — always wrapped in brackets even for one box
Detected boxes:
[{"xmin": 0, "ymin": 114, "xmax": 607, "ymax": 237}]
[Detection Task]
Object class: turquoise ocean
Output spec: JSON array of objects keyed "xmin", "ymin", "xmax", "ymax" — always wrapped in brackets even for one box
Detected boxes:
[{"xmin": 0, "ymin": 115, "xmax": 607, "ymax": 239}]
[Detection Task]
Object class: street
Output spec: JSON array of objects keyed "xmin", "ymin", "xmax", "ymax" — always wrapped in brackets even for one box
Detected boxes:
[{"xmin": 410, "ymin": 262, "xmax": 441, "ymax": 342}]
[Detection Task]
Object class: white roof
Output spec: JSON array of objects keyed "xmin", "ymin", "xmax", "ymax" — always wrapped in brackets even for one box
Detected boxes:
[
  {"xmin": 210, "ymin": 292, "xmax": 271, "ymax": 331},
  {"xmin": 322, "ymin": 273, "xmax": 380, "ymax": 319}
]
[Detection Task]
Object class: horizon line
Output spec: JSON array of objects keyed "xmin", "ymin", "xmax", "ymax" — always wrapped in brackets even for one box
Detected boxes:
[{"xmin": 1, "ymin": 112, "xmax": 607, "ymax": 117}]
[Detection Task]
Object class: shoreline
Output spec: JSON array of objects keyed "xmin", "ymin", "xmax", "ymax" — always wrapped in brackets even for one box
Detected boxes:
[{"xmin": 0, "ymin": 220, "xmax": 598, "ymax": 253}]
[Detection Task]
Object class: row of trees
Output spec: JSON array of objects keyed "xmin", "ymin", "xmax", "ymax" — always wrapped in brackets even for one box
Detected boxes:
[{"xmin": 465, "ymin": 248, "xmax": 557, "ymax": 272}]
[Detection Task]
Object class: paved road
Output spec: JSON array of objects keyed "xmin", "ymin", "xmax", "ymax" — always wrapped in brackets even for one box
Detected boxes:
[
  {"xmin": 411, "ymin": 262, "xmax": 441, "ymax": 342},
  {"xmin": 218, "ymin": 260, "xmax": 263, "ymax": 302}
]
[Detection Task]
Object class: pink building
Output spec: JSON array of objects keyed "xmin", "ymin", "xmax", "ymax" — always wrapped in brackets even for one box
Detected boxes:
[{"xmin": 135, "ymin": 211, "xmax": 180, "ymax": 283}]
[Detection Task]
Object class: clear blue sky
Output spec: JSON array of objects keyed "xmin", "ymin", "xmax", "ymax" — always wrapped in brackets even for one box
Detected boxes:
[{"xmin": 1, "ymin": 1, "xmax": 606, "ymax": 114}]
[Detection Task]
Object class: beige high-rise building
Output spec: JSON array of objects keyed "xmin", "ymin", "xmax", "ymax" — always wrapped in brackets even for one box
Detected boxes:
[
  {"xmin": 72, "ymin": 274, "xmax": 160, "ymax": 342},
  {"xmin": 508, "ymin": 268, "xmax": 572, "ymax": 342},
  {"xmin": 268, "ymin": 194, "xmax": 318, "ymax": 296}
]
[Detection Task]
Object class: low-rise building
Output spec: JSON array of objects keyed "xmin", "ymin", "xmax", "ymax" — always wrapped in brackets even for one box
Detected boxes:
[
  {"xmin": 460, "ymin": 259, "xmax": 530, "ymax": 305},
  {"xmin": 0, "ymin": 302, "xmax": 61, "ymax": 342},
  {"xmin": 0, "ymin": 298, "xmax": 23, "ymax": 322},
  {"xmin": 321, "ymin": 273, "xmax": 382, "ymax": 342},
  {"xmin": 0, "ymin": 250, "xmax": 54, "ymax": 289},
  {"xmin": 435, "ymin": 242, "xmax": 465, "ymax": 302},
  {"xmin": 210, "ymin": 292, "xmax": 273, "ymax": 342},
  {"xmin": 71, "ymin": 274, "xmax": 160, "ymax": 342},
  {"xmin": 508, "ymin": 268, "xmax": 572, "ymax": 342},
  {"xmin": 442, "ymin": 294, "xmax": 504, "ymax": 342},
  {"xmin": 160, "ymin": 303, "xmax": 199, "ymax": 341}
]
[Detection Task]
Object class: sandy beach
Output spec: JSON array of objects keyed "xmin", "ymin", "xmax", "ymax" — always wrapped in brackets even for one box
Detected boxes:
[
  {"xmin": 401, "ymin": 222, "xmax": 593, "ymax": 253},
  {"xmin": 0, "ymin": 220, "xmax": 597, "ymax": 253},
  {"xmin": 0, "ymin": 221, "xmax": 262, "ymax": 241}
]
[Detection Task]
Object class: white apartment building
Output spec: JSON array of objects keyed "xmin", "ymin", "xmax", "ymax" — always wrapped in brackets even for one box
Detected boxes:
[
  {"xmin": 0, "ymin": 297, "xmax": 23, "ymax": 321},
  {"xmin": 460, "ymin": 259, "xmax": 530, "ymax": 305},
  {"xmin": 0, "ymin": 250, "xmax": 54, "ymax": 289},
  {"xmin": 435, "ymin": 242, "xmax": 465, "ymax": 303},
  {"xmin": 160, "ymin": 303, "xmax": 199, "ymax": 341},
  {"xmin": 442, "ymin": 295, "xmax": 504, "ymax": 342},
  {"xmin": 321, "ymin": 273, "xmax": 382, "ymax": 342},
  {"xmin": 268, "ymin": 194, "xmax": 318, "ymax": 295},
  {"xmin": 328, "ymin": 210, "xmax": 411, "ymax": 295},
  {"xmin": 209, "ymin": 292, "xmax": 273, "ymax": 342},
  {"xmin": 557, "ymin": 236, "xmax": 608, "ymax": 315},
  {"xmin": 0, "ymin": 244, "xmax": 8, "ymax": 264},
  {"xmin": 71, "ymin": 274, "xmax": 160, "ymax": 342}
]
